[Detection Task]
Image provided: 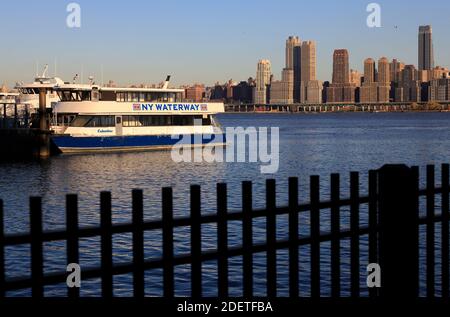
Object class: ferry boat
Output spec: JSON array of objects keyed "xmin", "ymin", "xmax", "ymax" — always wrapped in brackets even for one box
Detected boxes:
[{"xmin": 50, "ymin": 77, "xmax": 225, "ymax": 153}]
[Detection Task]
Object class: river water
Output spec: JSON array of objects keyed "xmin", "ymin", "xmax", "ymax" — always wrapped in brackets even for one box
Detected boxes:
[{"xmin": 1, "ymin": 112, "xmax": 449, "ymax": 296}]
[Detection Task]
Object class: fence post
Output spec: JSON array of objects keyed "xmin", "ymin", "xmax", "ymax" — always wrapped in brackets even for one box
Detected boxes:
[
  {"xmin": 378, "ymin": 164, "xmax": 418, "ymax": 300},
  {"xmin": 66, "ymin": 194, "xmax": 80, "ymax": 298},
  {"xmin": 0, "ymin": 199, "xmax": 4, "ymax": 298}
]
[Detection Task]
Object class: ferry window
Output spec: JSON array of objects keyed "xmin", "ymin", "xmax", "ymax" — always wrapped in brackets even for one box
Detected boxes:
[
  {"xmin": 70, "ymin": 116, "xmax": 92, "ymax": 127},
  {"xmin": 172, "ymin": 115, "xmax": 193, "ymax": 126},
  {"xmin": 140, "ymin": 93, "xmax": 146, "ymax": 102},
  {"xmin": 82, "ymin": 91, "xmax": 91, "ymax": 101},
  {"xmin": 123, "ymin": 115, "xmax": 140, "ymax": 127},
  {"xmin": 131, "ymin": 93, "xmax": 139, "ymax": 102},
  {"xmin": 84, "ymin": 116, "xmax": 115, "ymax": 127},
  {"xmin": 116, "ymin": 117, "xmax": 121, "ymax": 124},
  {"xmin": 202, "ymin": 115, "xmax": 211, "ymax": 126}
]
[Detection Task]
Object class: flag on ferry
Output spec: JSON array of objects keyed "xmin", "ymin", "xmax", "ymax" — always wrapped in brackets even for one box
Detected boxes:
[{"xmin": 133, "ymin": 104, "xmax": 141, "ymax": 111}]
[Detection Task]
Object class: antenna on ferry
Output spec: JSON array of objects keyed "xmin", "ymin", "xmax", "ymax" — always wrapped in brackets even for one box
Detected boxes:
[
  {"xmin": 73, "ymin": 74, "xmax": 79, "ymax": 84},
  {"xmin": 101, "ymin": 64, "xmax": 104, "ymax": 87},
  {"xmin": 88, "ymin": 76, "xmax": 94, "ymax": 85},
  {"xmin": 162, "ymin": 75, "xmax": 171, "ymax": 89},
  {"xmin": 42, "ymin": 64, "xmax": 49, "ymax": 78}
]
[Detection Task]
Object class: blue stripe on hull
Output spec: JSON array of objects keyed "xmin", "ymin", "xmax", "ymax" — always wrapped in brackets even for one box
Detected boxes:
[{"xmin": 51, "ymin": 134, "xmax": 225, "ymax": 152}]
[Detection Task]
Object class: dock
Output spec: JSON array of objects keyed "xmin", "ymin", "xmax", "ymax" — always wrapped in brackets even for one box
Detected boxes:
[
  {"xmin": 0, "ymin": 89, "xmax": 53, "ymax": 159},
  {"xmin": 224, "ymin": 101, "xmax": 450, "ymax": 113}
]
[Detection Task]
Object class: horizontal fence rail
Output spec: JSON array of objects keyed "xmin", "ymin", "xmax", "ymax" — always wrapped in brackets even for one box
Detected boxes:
[{"xmin": 0, "ymin": 164, "xmax": 449, "ymax": 299}]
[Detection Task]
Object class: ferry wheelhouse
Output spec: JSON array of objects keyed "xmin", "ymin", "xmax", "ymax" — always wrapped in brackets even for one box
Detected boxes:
[
  {"xmin": 50, "ymin": 82, "xmax": 225, "ymax": 153},
  {"xmin": 15, "ymin": 66, "xmax": 63, "ymax": 109}
]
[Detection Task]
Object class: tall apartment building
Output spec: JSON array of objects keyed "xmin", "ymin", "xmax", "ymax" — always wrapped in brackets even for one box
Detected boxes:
[
  {"xmin": 299, "ymin": 40, "xmax": 322, "ymax": 103},
  {"xmin": 326, "ymin": 49, "xmax": 355, "ymax": 103},
  {"xmin": 255, "ymin": 59, "xmax": 272, "ymax": 104},
  {"xmin": 377, "ymin": 57, "xmax": 391, "ymax": 102},
  {"xmin": 286, "ymin": 36, "xmax": 302, "ymax": 103},
  {"xmin": 418, "ymin": 25, "xmax": 434, "ymax": 71},
  {"xmin": 360, "ymin": 58, "xmax": 378, "ymax": 103}
]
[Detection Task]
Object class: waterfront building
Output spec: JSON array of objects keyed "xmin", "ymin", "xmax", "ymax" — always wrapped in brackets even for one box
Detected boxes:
[
  {"xmin": 255, "ymin": 59, "xmax": 272, "ymax": 104},
  {"xmin": 418, "ymin": 25, "xmax": 434, "ymax": 71}
]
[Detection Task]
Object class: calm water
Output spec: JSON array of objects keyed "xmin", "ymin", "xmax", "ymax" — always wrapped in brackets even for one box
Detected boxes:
[{"xmin": 1, "ymin": 112, "xmax": 449, "ymax": 296}]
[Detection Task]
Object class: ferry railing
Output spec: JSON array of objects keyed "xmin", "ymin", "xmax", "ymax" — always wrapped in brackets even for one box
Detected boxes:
[{"xmin": 0, "ymin": 164, "xmax": 448, "ymax": 299}]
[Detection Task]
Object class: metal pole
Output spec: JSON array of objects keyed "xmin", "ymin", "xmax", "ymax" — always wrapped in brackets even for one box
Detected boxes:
[{"xmin": 38, "ymin": 89, "xmax": 50, "ymax": 158}]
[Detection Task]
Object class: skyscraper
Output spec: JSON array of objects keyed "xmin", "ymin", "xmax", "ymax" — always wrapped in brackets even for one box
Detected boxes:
[
  {"xmin": 360, "ymin": 58, "xmax": 378, "ymax": 103},
  {"xmin": 255, "ymin": 59, "xmax": 271, "ymax": 104},
  {"xmin": 332, "ymin": 49, "xmax": 350, "ymax": 84},
  {"xmin": 286, "ymin": 36, "xmax": 301, "ymax": 103},
  {"xmin": 326, "ymin": 49, "xmax": 355, "ymax": 103},
  {"xmin": 377, "ymin": 57, "xmax": 390, "ymax": 102},
  {"xmin": 285, "ymin": 36, "xmax": 301, "ymax": 69},
  {"xmin": 301, "ymin": 41, "xmax": 316, "ymax": 82},
  {"xmin": 363, "ymin": 58, "xmax": 376, "ymax": 84},
  {"xmin": 299, "ymin": 41, "xmax": 321, "ymax": 103},
  {"xmin": 418, "ymin": 25, "xmax": 434, "ymax": 71}
]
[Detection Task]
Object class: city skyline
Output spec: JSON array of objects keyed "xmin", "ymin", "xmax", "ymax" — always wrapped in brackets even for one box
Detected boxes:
[{"xmin": 0, "ymin": 0, "xmax": 449, "ymax": 87}]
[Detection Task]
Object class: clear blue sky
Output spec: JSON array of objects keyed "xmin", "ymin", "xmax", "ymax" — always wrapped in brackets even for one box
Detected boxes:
[{"xmin": 0, "ymin": 0, "xmax": 449, "ymax": 87}]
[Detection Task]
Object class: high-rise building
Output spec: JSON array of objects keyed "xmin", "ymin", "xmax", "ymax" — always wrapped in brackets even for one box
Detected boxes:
[
  {"xmin": 332, "ymin": 49, "xmax": 350, "ymax": 84},
  {"xmin": 255, "ymin": 59, "xmax": 272, "ymax": 104},
  {"xmin": 299, "ymin": 41, "xmax": 321, "ymax": 103},
  {"xmin": 363, "ymin": 58, "xmax": 376, "ymax": 84},
  {"xmin": 360, "ymin": 58, "xmax": 377, "ymax": 103},
  {"xmin": 286, "ymin": 36, "xmax": 301, "ymax": 69},
  {"xmin": 377, "ymin": 57, "xmax": 390, "ymax": 102},
  {"xmin": 326, "ymin": 49, "xmax": 355, "ymax": 103},
  {"xmin": 301, "ymin": 41, "xmax": 316, "ymax": 82},
  {"xmin": 418, "ymin": 25, "xmax": 434, "ymax": 71},
  {"xmin": 378, "ymin": 57, "xmax": 390, "ymax": 84},
  {"xmin": 285, "ymin": 36, "xmax": 301, "ymax": 103}
]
